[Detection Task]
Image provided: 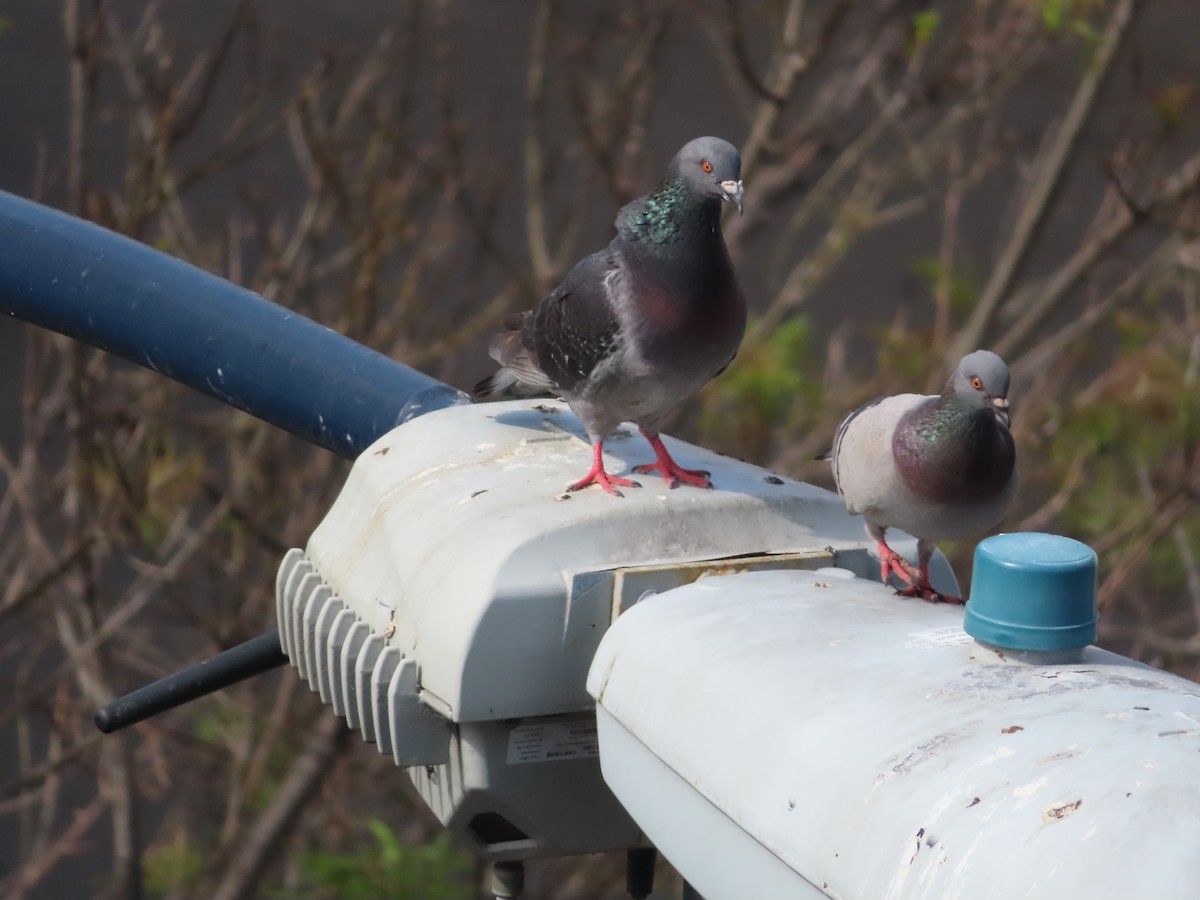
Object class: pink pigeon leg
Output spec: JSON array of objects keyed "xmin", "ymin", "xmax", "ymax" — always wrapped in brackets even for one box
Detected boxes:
[
  {"xmin": 633, "ymin": 430, "xmax": 713, "ymax": 489},
  {"xmin": 877, "ymin": 539, "xmax": 923, "ymax": 587},
  {"xmin": 566, "ymin": 441, "xmax": 641, "ymax": 496}
]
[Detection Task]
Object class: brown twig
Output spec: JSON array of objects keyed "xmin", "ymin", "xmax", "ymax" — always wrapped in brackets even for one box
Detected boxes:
[
  {"xmin": 209, "ymin": 715, "xmax": 347, "ymax": 900},
  {"xmin": 949, "ymin": 0, "xmax": 1142, "ymax": 363}
]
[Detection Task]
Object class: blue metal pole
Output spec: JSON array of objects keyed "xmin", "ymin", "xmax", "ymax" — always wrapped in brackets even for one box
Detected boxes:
[
  {"xmin": 0, "ymin": 190, "xmax": 464, "ymax": 459},
  {"xmin": 0, "ymin": 191, "xmax": 476, "ymax": 726}
]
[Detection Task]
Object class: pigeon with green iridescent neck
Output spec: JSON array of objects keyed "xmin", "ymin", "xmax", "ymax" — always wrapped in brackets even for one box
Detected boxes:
[
  {"xmin": 473, "ymin": 136, "xmax": 747, "ymax": 495},
  {"xmin": 827, "ymin": 350, "xmax": 1017, "ymax": 603}
]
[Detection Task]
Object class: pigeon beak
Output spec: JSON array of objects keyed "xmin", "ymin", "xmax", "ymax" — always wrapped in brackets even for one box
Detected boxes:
[
  {"xmin": 992, "ymin": 396, "xmax": 1010, "ymax": 428},
  {"xmin": 720, "ymin": 179, "xmax": 744, "ymax": 214}
]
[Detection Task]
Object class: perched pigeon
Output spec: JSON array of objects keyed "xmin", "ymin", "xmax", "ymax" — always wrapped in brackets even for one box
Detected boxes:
[
  {"xmin": 827, "ymin": 350, "xmax": 1017, "ymax": 603},
  {"xmin": 474, "ymin": 136, "xmax": 747, "ymax": 495}
]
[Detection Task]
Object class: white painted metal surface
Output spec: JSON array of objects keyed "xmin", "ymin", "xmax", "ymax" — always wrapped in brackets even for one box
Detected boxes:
[
  {"xmin": 588, "ymin": 567, "xmax": 1200, "ymax": 900},
  {"xmin": 281, "ymin": 398, "xmax": 954, "ymax": 860},
  {"xmin": 301, "ymin": 399, "xmax": 950, "ymax": 724}
]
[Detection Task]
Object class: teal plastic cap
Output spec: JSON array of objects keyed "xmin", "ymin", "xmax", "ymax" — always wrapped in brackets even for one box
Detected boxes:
[{"xmin": 964, "ymin": 533, "xmax": 1099, "ymax": 651}]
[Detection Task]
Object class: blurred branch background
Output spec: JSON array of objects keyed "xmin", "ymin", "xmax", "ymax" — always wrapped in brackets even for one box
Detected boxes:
[{"xmin": 0, "ymin": 0, "xmax": 1197, "ymax": 897}]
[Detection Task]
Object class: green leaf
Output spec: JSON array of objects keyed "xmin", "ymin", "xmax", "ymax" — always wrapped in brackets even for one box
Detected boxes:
[
  {"xmin": 911, "ymin": 256, "xmax": 980, "ymax": 314},
  {"xmin": 144, "ymin": 829, "xmax": 203, "ymax": 896},
  {"xmin": 1041, "ymin": 0, "xmax": 1064, "ymax": 33},
  {"xmin": 911, "ymin": 9, "xmax": 941, "ymax": 50},
  {"xmin": 282, "ymin": 820, "xmax": 472, "ymax": 899}
]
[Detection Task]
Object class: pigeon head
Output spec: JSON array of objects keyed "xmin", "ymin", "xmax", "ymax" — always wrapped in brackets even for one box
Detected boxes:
[
  {"xmin": 669, "ymin": 136, "xmax": 744, "ymax": 213},
  {"xmin": 949, "ymin": 350, "xmax": 1011, "ymax": 427}
]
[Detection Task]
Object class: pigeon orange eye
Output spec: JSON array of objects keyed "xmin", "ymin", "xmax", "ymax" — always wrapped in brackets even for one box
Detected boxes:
[
  {"xmin": 701, "ymin": 160, "xmax": 713, "ymax": 173},
  {"xmin": 971, "ymin": 376, "xmax": 983, "ymax": 389}
]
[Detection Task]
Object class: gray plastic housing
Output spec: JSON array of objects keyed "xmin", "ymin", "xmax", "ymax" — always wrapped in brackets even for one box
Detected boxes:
[
  {"xmin": 588, "ymin": 568, "xmax": 1200, "ymax": 899},
  {"xmin": 275, "ymin": 399, "xmax": 951, "ymax": 859}
]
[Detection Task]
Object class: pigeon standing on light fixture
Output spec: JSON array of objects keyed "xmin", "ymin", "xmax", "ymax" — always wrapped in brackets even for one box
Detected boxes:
[
  {"xmin": 825, "ymin": 350, "xmax": 1017, "ymax": 603},
  {"xmin": 474, "ymin": 136, "xmax": 747, "ymax": 496}
]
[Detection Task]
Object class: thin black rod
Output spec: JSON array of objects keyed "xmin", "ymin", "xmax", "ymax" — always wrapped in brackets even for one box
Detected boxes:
[{"xmin": 94, "ymin": 631, "xmax": 288, "ymax": 733}]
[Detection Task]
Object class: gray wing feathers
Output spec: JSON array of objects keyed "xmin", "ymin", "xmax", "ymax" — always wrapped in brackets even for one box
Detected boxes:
[
  {"xmin": 530, "ymin": 250, "xmax": 623, "ymax": 394},
  {"xmin": 832, "ymin": 393, "xmax": 925, "ymax": 516},
  {"xmin": 474, "ymin": 250, "xmax": 623, "ymax": 400}
]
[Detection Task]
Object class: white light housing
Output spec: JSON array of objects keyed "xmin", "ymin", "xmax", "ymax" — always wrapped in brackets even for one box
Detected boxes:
[
  {"xmin": 588, "ymin": 567, "xmax": 1200, "ymax": 898},
  {"xmin": 275, "ymin": 399, "xmax": 942, "ymax": 860}
]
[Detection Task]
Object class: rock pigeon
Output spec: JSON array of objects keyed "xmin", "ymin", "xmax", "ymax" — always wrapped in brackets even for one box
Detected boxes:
[
  {"xmin": 473, "ymin": 136, "xmax": 747, "ymax": 495},
  {"xmin": 827, "ymin": 350, "xmax": 1017, "ymax": 603}
]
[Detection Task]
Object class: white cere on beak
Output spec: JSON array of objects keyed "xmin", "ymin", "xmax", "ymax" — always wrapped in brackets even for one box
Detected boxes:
[
  {"xmin": 992, "ymin": 396, "xmax": 1011, "ymax": 427},
  {"xmin": 720, "ymin": 179, "xmax": 744, "ymax": 214}
]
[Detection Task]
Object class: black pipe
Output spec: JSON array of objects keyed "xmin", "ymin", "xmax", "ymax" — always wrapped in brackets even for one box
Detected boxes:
[
  {"xmin": 627, "ymin": 847, "xmax": 657, "ymax": 898},
  {"xmin": 95, "ymin": 631, "xmax": 289, "ymax": 733}
]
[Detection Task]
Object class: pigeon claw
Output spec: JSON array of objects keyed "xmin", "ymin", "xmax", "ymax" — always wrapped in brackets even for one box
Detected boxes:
[
  {"xmin": 566, "ymin": 469, "xmax": 641, "ymax": 497},
  {"xmin": 637, "ymin": 432, "xmax": 714, "ymax": 489},
  {"xmin": 567, "ymin": 443, "xmax": 641, "ymax": 496},
  {"xmin": 898, "ymin": 583, "xmax": 964, "ymax": 605},
  {"xmin": 876, "ymin": 541, "xmax": 922, "ymax": 587},
  {"xmin": 632, "ymin": 461, "xmax": 712, "ymax": 489},
  {"xmin": 889, "ymin": 560, "xmax": 964, "ymax": 604}
]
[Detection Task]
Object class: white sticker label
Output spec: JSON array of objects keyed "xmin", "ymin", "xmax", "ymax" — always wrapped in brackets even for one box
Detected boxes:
[
  {"xmin": 506, "ymin": 720, "xmax": 599, "ymax": 765},
  {"xmin": 910, "ymin": 625, "xmax": 973, "ymax": 647}
]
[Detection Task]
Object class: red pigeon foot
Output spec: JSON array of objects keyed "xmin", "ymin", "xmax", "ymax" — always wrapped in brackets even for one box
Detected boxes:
[
  {"xmin": 894, "ymin": 563, "xmax": 964, "ymax": 604},
  {"xmin": 566, "ymin": 443, "xmax": 641, "ymax": 496},
  {"xmin": 876, "ymin": 540, "xmax": 923, "ymax": 587},
  {"xmin": 633, "ymin": 432, "xmax": 713, "ymax": 489},
  {"xmin": 898, "ymin": 582, "xmax": 965, "ymax": 605}
]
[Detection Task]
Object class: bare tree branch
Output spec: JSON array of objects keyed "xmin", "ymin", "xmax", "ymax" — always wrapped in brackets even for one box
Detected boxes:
[
  {"xmin": 209, "ymin": 715, "xmax": 347, "ymax": 900},
  {"xmin": 950, "ymin": 0, "xmax": 1141, "ymax": 362}
]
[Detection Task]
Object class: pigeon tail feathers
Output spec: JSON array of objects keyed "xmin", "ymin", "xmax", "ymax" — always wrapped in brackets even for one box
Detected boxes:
[{"xmin": 472, "ymin": 314, "xmax": 556, "ymax": 400}]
